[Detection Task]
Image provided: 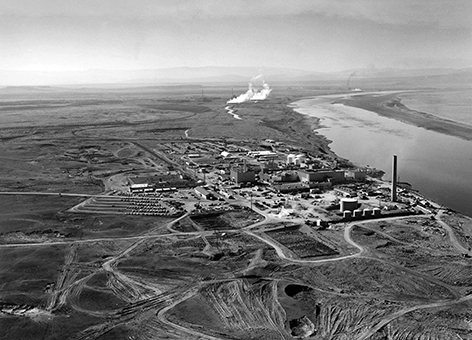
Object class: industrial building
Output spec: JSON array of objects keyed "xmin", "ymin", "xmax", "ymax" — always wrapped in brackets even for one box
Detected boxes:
[
  {"xmin": 260, "ymin": 171, "xmax": 299, "ymax": 184},
  {"xmin": 194, "ymin": 186, "xmax": 213, "ymax": 200},
  {"xmin": 128, "ymin": 173, "xmax": 197, "ymax": 192},
  {"xmin": 272, "ymin": 182, "xmax": 310, "ymax": 193},
  {"xmin": 220, "ymin": 151, "xmax": 240, "ymax": 160},
  {"xmin": 247, "ymin": 150, "xmax": 277, "ymax": 159},
  {"xmin": 345, "ymin": 170, "xmax": 367, "ymax": 181},
  {"xmin": 230, "ymin": 168, "xmax": 256, "ymax": 184},
  {"xmin": 286, "ymin": 153, "xmax": 306, "ymax": 166},
  {"xmin": 297, "ymin": 170, "xmax": 345, "ymax": 184}
]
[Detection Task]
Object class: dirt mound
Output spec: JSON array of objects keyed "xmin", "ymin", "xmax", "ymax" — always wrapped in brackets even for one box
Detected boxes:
[{"xmin": 289, "ymin": 315, "xmax": 316, "ymax": 338}]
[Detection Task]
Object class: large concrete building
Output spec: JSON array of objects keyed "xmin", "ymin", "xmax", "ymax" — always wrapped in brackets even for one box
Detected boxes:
[
  {"xmin": 297, "ymin": 170, "xmax": 345, "ymax": 184},
  {"xmin": 230, "ymin": 169, "xmax": 256, "ymax": 184},
  {"xmin": 273, "ymin": 182, "xmax": 310, "ymax": 193},
  {"xmin": 345, "ymin": 170, "xmax": 367, "ymax": 181}
]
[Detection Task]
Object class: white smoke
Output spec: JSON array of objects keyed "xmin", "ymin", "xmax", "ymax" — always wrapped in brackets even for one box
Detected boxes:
[{"xmin": 227, "ymin": 75, "xmax": 272, "ymax": 104}]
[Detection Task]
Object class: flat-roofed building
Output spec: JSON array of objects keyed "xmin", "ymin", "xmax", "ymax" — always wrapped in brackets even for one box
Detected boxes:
[
  {"xmin": 297, "ymin": 170, "xmax": 345, "ymax": 183},
  {"xmin": 195, "ymin": 186, "xmax": 213, "ymax": 199},
  {"xmin": 247, "ymin": 150, "xmax": 277, "ymax": 159},
  {"xmin": 230, "ymin": 169, "xmax": 256, "ymax": 184},
  {"xmin": 221, "ymin": 151, "xmax": 240, "ymax": 160},
  {"xmin": 345, "ymin": 170, "xmax": 367, "ymax": 181},
  {"xmin": 273, "ymin": 182, "xmax": 310, "ymax": 193}
]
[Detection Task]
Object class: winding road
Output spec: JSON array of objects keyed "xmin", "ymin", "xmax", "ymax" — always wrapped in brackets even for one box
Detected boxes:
[{"xmin": 2, "ymin": 187, "xmax": 471, "ymax": 339}]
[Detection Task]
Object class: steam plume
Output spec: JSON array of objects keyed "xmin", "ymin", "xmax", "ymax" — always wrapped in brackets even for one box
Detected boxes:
[
  {"xmin": 347, "ymin": 72, "xmax": 356, "ymax": 89},
  {"xmin": 227, "ymin": 75, "xmax": 272, "ymax": 104}
]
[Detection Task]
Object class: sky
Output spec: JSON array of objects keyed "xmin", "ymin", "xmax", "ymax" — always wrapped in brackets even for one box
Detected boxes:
[{"xmin": 0, "ymin": 0, "xmax": 471, "ymax": 73}]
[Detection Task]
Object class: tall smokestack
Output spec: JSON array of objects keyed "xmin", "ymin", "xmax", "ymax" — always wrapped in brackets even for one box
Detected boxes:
[{"xmin": 391, "ymin": 155, "xmax": 397, "ymax": 202}]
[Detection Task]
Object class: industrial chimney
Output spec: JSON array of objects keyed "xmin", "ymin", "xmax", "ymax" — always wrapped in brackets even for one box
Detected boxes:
[{"xmin": 391, "ymin": 155, "xmax": 397, "ymax": 202}]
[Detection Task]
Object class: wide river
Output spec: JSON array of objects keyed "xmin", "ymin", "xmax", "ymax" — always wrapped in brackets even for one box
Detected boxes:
[{"xmin": 292, "ymin": 93, "xmax": 472, "ymax": 217}]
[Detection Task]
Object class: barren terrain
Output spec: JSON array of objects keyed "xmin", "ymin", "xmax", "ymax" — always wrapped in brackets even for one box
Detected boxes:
[{"xmin": 1, "ymin": 84, "xmax": 472, "ymax": 339}]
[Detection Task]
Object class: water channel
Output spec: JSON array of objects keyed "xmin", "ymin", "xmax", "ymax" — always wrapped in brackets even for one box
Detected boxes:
[{"xmin": 292, "ymin": 95, "xmax": 472, "ymax": 217}]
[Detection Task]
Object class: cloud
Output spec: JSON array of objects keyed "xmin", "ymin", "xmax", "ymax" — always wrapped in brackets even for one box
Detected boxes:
[{"xmin": 1, "ymin": 0, "xmax": 470, "ymax": 29}]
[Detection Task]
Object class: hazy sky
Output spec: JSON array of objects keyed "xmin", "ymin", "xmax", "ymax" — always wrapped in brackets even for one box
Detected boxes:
[{"xmin": 1, "ymin": 0, "xmax": 471, "ymax": 72}]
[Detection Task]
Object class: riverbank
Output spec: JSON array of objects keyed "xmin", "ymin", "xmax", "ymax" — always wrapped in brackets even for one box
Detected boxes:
[
  {"xmin": 290, "ymin": 92, "xmax": 472, "ymax": 217},
  {"xmin": 337, "ymin": 93, "xmax": 472, "ymax": 141}
]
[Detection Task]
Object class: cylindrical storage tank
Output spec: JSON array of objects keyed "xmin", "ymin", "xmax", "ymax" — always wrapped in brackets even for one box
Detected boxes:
[
  {"xmin": 373, "ymin": 208, "xmax": 381, "ymax": 216},
  {"xmin": 343, "ymin": 210, "xmax": 352, "ymax": 219},
  {"xmin": 340, "ymin": 198, "xmax": 358, "ymax": 212},
  {"xmin": 363, "ymin": 209, "xmax": 372, "ymax": 217},
  {"xmin": 353, "ymin": 209, "xmax": 362, "ymax": 218}
]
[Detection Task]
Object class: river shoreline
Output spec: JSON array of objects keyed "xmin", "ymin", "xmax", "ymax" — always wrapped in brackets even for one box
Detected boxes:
[
  {"xmin": 337, "ymin": 92, "xmax": 472, "ymax": 141},
  {"xmin": 290, "ymin": 91, "xmax": 472, "ymax": 217}
]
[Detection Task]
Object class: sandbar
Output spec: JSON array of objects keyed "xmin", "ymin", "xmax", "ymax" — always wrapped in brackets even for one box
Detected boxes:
[{"xmin": 336, "ymin": 92, "xmax": 472, "ymax": 141}]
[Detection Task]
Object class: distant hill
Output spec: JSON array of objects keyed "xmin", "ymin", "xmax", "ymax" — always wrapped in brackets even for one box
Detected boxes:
[
  {"xmin": 0, "ymin": 67, "xmax": 315, "ymax": 86},
  {"xmin": 0, "ymin": 66, "xmax": 470, "ymax": 87}
]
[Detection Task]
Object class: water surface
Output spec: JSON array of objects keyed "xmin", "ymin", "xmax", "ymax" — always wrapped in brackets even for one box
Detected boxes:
[{"xmin": 293, "ymin": 95, "xmax": 472, "ymax": 217}]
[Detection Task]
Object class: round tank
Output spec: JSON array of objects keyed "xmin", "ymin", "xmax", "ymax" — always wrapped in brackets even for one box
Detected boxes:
[
  {"xmin": 363, "ymin": 209, "xmax": 372, "ymax": 217},
  {"xmin": 353, "ymin": 209, "xmax": 363, "ymax": 218},
  {"xmin": 373, "ymin": 208, "xmax": 381, "ymax": 216},
  {"xmin": 287, "ymin": 154, "xmax": 296, "ymax": 164},
  {"xmin": 343, "ymin": 210, "xmax": 352, "ymax": 219},
  {"xmin": 340, "ymin": 198, "xmax": 358, "ymax": 212}
]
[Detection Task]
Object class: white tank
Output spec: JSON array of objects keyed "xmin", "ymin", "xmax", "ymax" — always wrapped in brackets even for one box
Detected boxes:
[
  {"xmin": 373, "ymin": 208, "xmax": 381, "ymax": 216},
  {"xmin": 363, "ymin": 209, "xmax": 372, "ymax": 216},
  {"xmin": 353, "ymin": 209, "xmax": 363, "ymax": 218},
  {"xmin": 340, "ymin": 198, "xmax": 358, "ymax": 212},
  {"xmin": 287, "ymin": 154, "xmax": 296, "ymax": 164},
  {"xmin": 343, "ymin": 210, "xmax": 352, "ymax": 219}
]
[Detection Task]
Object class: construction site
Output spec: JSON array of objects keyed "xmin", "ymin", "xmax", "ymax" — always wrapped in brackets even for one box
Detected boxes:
[{"xmin": 1, "ymin": 84, "xmax": 472, "ymax": 340}]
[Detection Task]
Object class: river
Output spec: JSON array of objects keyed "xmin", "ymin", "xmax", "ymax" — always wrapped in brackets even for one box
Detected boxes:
[{"xmin": 292, "ymin": 94, "xmax": 472, "ymax": 217}]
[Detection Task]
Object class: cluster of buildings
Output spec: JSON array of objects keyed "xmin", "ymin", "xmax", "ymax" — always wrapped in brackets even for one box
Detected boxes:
[
  {"xmin": 127, "ymin": 173, "xmax": 197, "ymax": 193},
  {"xmin": 127, "ymin": 140, "xmax": 370, "ymax": 200},
  {"xmin": 230, "ymin": 167, "xmax": 366, "ymax": 194}
]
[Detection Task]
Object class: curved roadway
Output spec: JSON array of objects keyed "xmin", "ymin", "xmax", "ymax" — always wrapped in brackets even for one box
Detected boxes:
[{"xmin": 2, "ymin": 189, "xmax": 471, "ymax": 339}]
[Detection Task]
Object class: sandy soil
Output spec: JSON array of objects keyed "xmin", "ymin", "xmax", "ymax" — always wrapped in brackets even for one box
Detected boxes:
[
  {"xmin": 338, "ymin": 92, "xmax": 472, "ymax": 141},
  {"xmin": 2, "ymin": 85, "xmax": 472, "ymax": 339}
]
